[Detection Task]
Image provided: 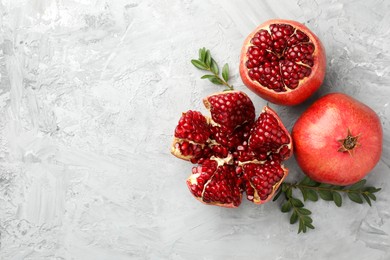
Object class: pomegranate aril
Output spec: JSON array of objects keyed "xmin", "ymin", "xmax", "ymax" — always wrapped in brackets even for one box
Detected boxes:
[
  {"xmin": 285, "ymin": 43, "xmax": 315, "ymax": 67},
  {"xmin": 174, "ymin": 110, "xmax": 210, "ymax": 143},
  {"xmin": 249, "ymin": 112, "xmax": 291, "ymax": 154},
  {"xmin": 205, "ymin": 91, "xmax": 255, "ymax": 132},
  {"xmin": 280, "ymin": 60, "xmax": 312, "ymax": 90},
  {"xmin": 242, "ymin": 161, "xmax": 286, "ymax": 202}
]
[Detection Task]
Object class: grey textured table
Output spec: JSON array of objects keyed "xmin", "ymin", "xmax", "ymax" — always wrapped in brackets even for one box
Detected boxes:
[{"xmin": 1, "ymin": 0, "xmax": 389, "ymax": 259}]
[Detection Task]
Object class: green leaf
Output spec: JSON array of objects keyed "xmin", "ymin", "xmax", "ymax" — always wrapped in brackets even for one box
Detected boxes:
[
  {"xmin": 362, "ymin": 193, "xmax": 372, "ymax": 206},
  {"xmin": 291, "ymin": 197, "xmax": 304, "ymax": 208},
  {"xmin": 281, "ymin": 201, "xmax": 292, "ymax": 212},
  {"xmin": 298, "ymin": 219, "xmax": 307, "ymax": 233},
  {"xmin": 199, "ymin": 48, "xmax": 206, "ymax": 62},
  {"xmin": 300, "ymin": 176, "xmax": 319, "ymax": 186},
  {"xmin": 191, "ymin": 60, "xmax": 208, "ymax": 70},
  {"xmin": 286, "ymin": 187, "xmax": 293, "ymax": 199},
  {"xmin": 299, "ymin": 187, "xmax": 308, "ymax": 201},
  {"xmin": 367, "ymin": 192, "xmax": 377, "ymax": 201},
  {"xmin": 210, "ymin": 59, "xmax": 219, "ymax": 75},
  {"xmin": 332, "ymin": 191, "xmax": 342, "ymax": 207},
  {"xmin": 209, "ymin": 77, "xmax": 224, "ymax": 85},
  {"xmin": 205, "ymin": 50, "xmax": 212, "ymax": 67},
  {"xmin": 318, "ymin": 190, "xmax": 333, "ymax": 201},
  {"xmin": 201, "ymin": 74, "xmax": 216, "ymax": 79},
  {"xmin": 282, "ymin": 183, "xmax": 289, "ymax": 193},
  {"xmin": 318, "ymin": 183, "xmax": 334, "ymax": 189},
  {"xmin": 306, "ymin": 222, "xmax": 315, "ymax": 230},
  {"xmin": 348, "ymin": 192, "xmax": 363, "ymax": 204},
  {"xmin": 273, "ymin": 188, "xmax": 283, "ymax": 202},
  {"xmin": 301, "ymin": 215, "xmax": 313, "ymax": 224},
  {"xmin": 297, "ymin": 208, "xmax": 312, "ymax": 215},
  {"xmin": 306, "ymin": 189, "xmax": 319, "ymax": 202},
  {"xmin": 349, "ymin": 179, "xmax": 366, "ymax": 190},
  {"xmin": 222, "ymin": 63, "xmax": 229, "ymax": 82},
  {"xmin": 290, "ymin": 211, "xmax": 298, "ymax": 224},
  {"xmin": 365, "ymin": 187, "xmax": 381, "ymax": 193}
]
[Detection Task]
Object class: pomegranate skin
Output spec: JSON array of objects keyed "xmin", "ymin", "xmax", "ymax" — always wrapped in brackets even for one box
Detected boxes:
[
  {"xmin": 239, "ymin": 19, "xmax": 326, "ymax": 106},
  {"xmin": 292, "ymin": 93, "xmax": 383, "ymax": 186}
]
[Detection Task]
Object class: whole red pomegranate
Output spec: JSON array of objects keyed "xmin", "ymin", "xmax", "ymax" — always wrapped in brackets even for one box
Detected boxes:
[
  {"xmin": 292, "ymin": 93, "xmax": 383, "ymax": 186},
  {"xmin": 171, "ymin": 91, "xmax": 293, "ymax": 207},
  {"xmin": 239, "ymin": 19, "xmax": 326, "ymax": 106}
]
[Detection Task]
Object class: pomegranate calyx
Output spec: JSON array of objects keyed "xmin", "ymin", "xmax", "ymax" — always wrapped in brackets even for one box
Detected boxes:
[{"xmin": 337, "ymin": 129, "xmax": 360, "ymax": 154}]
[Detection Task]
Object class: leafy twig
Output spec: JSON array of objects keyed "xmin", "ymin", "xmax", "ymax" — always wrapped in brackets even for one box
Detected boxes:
[
  {"xmin": 273, "ymin": 177, "xmax": 381, "ymax": 233},
  {"xmin": 191, "ymin": 47, "xmax": 233, "ymax": 91}
]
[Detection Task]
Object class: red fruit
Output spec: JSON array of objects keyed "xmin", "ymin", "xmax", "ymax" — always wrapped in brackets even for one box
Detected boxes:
[
  {"xmin": 171, "ymin": 90, "xmax": 293, "ymax": 207},
  {"xmin": 239, "ymin": 19, "xmax": 326, "ymax": 106},
  {"xmin": 292, "ymin": 93, "xmax": 383, "ymax": 186}
]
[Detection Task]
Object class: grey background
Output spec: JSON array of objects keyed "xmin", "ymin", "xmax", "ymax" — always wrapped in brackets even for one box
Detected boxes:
[{"xmin": 1, "ymin": 0, "xmax": 389, "ymax": 259}]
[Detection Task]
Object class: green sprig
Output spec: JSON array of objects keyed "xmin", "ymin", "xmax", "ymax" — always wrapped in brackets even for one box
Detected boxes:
[
  {"xmin": 191, "ymin": 47, "xmax": 233, "ymax": 91},
  {"xmin": 273, "ymin": 177, "xmax": 381, "ymax": 233}
]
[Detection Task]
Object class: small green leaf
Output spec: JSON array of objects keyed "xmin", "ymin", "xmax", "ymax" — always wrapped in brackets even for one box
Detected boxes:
[
  {"xmin": 306, "ymin": 189, "xmax": 319, "ymax": 202},
  {"xmin": 298, "ymin": 219, "xmax": 307, "ymax": 233},
  {"xmin": 306, "ymin": 222, "xmax": 315, "ymax": 230},
  {"xmin": 366, "ymin": 192, "xmax": 377, "ymax": 201},
  {"xmin": 286, "ymin": 187, "xmax": 293, "ymax": 199},
  {"xmin": 332, "ymin": 191, "xmax": 342, "ymax": 207},
  {"xmin": 297, "ymin": 208, "xmax": 312, "ymax": 215},
  {"xmin": 300, "ymin": 176, "xmax": 319, "ymax": 186},
  {"xmin": 191, "ymin": 60, "xmax": 208, "ymax": 70},
  {"xmin": 282, "ymin": 183, "xmax": 289, "ymax": 192},
  {"xmin": 349, "ymin": 179, "xmax": 366, "ymax": 190},
  {"xmin": 301, "ymin": 215, "xmax": 313, "ymax": 224},
  {"xmin": 299, "ymin": 187, "xmax": 308, "ymax": 201},
  {"xmin": 365, "ymin": 187, "xmax": 381, "ymax": 193},
  {"xmin": 199, "ymin": 48, "xmax": 206, "ymax": 62},
  {"xmin": 290, "ymin": 211, "xmax": 298, "ymax": 224},
  {"xmin": 281, "ymin": 201, "xmax": 292, "ymax": 212},
  {"xmin": 318, "ymin": 183, "xmax": 334, "ymax": 189},
  {"xmin": 348, "ymin": 192, "xmax": 363, "ymax": 204},
  {"xmin": 210, "ymin": 59, "xmax": 219, "ymax": 75},
  {"xmin": 318, "ymin": 190, "xmax": 333, "ymax": 201},
  {"xmin": 291, "ymin": 198, "xmax": 304, "ymax": 208},
  {"xmin": 209, "ymin": 77, "xmax": 224, "ymax": 85},
  {"xmin": 201, "ymin": 74, "xmax": 216, "ymax": 79},
  {"xmin": 362, "ymin": 193, "xmax": 372, "ymax": 206},
  {"xmin": 222, "ymin": 63, "xmax": 229, "ymax": 82},
  {"xmin": 205, "ymin": 50, "xmax": 212, "ymax": 67},
  {"xmin": 273, "ymin": 188, "xmax": 283, "ymax": 202}
]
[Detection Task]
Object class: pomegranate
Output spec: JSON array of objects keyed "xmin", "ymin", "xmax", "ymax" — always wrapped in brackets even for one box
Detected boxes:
[
  {"xmin": 292, "ymin": 93, "xmax": 383, "ymax": 186},
  {"xmin": 171, "ymin": 91, "xmax": 293, "ymax": 207},
  {"xmin": 239, "ymin": 19, "xmax": 326, "ymax": 106}
]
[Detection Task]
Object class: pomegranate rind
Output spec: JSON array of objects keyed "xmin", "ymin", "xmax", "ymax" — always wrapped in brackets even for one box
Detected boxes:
[
  {"xmin": 292, "ymin": 93, "xmax": 383, "ymax": 186},
  {"xmin": 239, "ymin": 19, "xmax": 326, "ymax": 106}
]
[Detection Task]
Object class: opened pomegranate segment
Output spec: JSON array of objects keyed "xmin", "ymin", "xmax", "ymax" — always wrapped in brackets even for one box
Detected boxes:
[
  {"xmin": 240, "ymin": 19, "xmax": 326, "ymax": 106},
  {"xmin": 171, "ymin": 90, "xmax": 293, "ymax": 207}
]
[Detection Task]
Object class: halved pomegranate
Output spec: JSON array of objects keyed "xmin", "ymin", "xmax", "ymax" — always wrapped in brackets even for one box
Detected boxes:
[
  {"xmin": 171, "ymin": 91, "xmax": 293, "ymax": 207},
  {"xmin": 239, "ymin": 19, "xmax": 326, "ymax": 106}
]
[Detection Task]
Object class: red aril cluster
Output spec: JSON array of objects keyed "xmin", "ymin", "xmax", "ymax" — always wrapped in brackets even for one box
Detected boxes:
[{"xmin": 171, "ymin": 91, "xmax": 293, "ymax": 207}]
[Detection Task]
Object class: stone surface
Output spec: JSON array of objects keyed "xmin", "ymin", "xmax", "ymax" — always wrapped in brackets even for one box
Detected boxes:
[{"xmin": 1, "ymin": 0, "xmax": 389, "ymax": 259}]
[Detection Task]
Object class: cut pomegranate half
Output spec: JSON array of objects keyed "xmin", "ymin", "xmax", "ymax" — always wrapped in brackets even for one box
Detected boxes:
[{"xmin": 239, "ymin": 19, "xmax": 326, "ymax": 106}]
